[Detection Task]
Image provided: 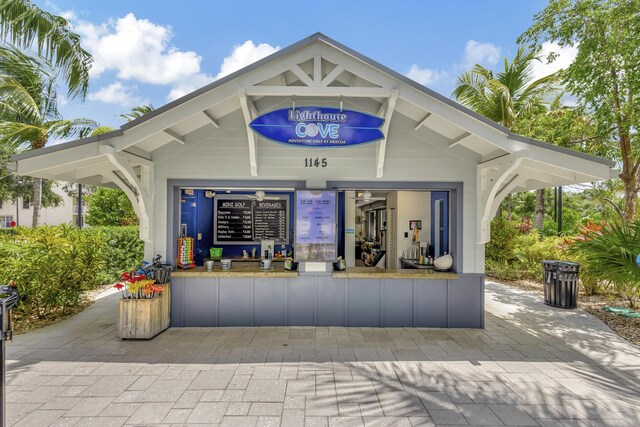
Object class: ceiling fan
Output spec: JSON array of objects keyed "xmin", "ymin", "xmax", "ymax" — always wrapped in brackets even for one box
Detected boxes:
[
  {"xmin": 350, "ymin": 191, "xmax": 385, "ymax": 202},
  {"xmin": 244, "ymin": 190, "xmax": 279, "ymax": 201}
]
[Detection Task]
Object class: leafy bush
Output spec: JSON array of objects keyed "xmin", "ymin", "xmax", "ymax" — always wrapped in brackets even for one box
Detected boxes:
[
  {"xmin": 512, "ymin": 232, "xmax": 566, "ymax": 281},
  {"xmin": 0, "ymin": 225, "xmax": 105, "ymax": 318},
  {"xmin": 0, "ymin": 225, "xmax": 144, "ymax": 320},
  {"xmin": 570, "ymin": 221, "xmax": 640, "ymax": 307},
  {"xmin": 485, "ymin": 215, "xmax": 520, "ymax": 263},
  {"xmin": 85, "ymin": 226, "xmax": 144, "ymax": 284},
  {"xmin": 486, "ymin": 215, "xmax": 568, "ymax": 281},
  {"xmin": 86, "ymin": 187, "xmax": 138, "ymax": 226}
]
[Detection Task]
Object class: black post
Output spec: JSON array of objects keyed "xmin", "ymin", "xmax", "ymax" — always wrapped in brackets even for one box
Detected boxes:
[
  {"xmin": 553, "ymin": 187, "xmax": 557, "ymax": 222},
  {"xmin": 77, "ymin": 184, "xmax": 83, "ymax": 229},
  {"xmin": 557, "ymin": 186, "xmax": 563, "ymax": 235}
]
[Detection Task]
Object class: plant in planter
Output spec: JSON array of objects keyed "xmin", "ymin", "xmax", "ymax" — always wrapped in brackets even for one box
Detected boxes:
[
  {"xmin": 115, "ymin": 271, "xmax": 164, "ymax": 299},
  {"xmin": 116, "ymin": 265, "xmax": 171, "ymax": 339}
]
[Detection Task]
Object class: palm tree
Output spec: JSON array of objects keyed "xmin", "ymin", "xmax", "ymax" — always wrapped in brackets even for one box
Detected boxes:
[
  {"xmin": 119, "ymin": 105, "xmax": 155, "ymax": 122},
  {"xmin": 452, "ymin": 46, "xmax": 559, "ymax": 229},
  {"xmin": 0, "ymin": 46, "xmax": 95, "ymax": 226},
  {"xmin": 0, "ymin": 0, "xmax": 92, "ymax": 98}
]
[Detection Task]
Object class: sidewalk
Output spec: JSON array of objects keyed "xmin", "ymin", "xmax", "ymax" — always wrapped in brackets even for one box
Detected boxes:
[{"xmin": 4, "ymin": 282, "xmax": 639, "ymax": 426}]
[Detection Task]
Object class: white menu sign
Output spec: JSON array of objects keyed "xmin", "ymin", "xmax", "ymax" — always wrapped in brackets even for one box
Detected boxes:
[{"xmin": 295, "ymin": 190, "xmax": 336, "ymax": 261}]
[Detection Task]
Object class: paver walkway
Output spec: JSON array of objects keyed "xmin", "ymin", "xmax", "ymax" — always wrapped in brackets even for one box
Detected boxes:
[{"xmin": 5, "ymin": 281, "xmax": 640, "ymax": 426}]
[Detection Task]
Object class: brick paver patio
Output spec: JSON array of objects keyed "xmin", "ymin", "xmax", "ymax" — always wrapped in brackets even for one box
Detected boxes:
[{"xmin": 5, "ymin": 282, "xmax": 640, "ymax": 426}]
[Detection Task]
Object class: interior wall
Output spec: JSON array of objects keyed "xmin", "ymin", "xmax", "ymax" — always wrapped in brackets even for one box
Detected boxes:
[
  {"xmin": 355, "ymin": 206, "xmax": 364, "ymax": 237},
  {"xmin": 396, "ymin": 191, "xmax": 431, "ymax": 266},
  {"xmin": 344, "ymin": 191, "xmax": 356, "ymax": 267},
  {"xmin": 386, "ymin": 191, "xmax": 398, "ymax": 269}
]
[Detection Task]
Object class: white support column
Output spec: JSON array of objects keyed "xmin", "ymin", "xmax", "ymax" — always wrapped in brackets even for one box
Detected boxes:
[
  {"xmin": 489, "ymin": 174, "xmax": 528, "ymax": 219},
  {"xmin": 376, "ymin": 90, "xmax": 399, "ymax": 178},
  {"xmin": 477, "ymin": 154, "xmax": 523, "ymax": 243},
  {"xmin": 313, "ymin": 55, "xmax": 322, "ymax": 86},
  {"xmin": 238, "ymin": 89, "xmax": 258, "ymax": 176},
  {"xmin": 100, "ymin": 145, "xmax": 152, "ymax": 242}
]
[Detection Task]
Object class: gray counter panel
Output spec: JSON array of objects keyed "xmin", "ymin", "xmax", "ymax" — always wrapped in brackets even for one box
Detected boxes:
[
  {"xmin": 183, "ymin": 277, "xmax": 217, "ymax": 327},
  {"xmin": 171, "ymin": 273, "xmax": 485, "ymax": 328},
  {"xmin": 170, "ymin": 277, "xmax": 185, "ymax": 327},
  {"xmin": 382, "ymin": 279, "xmax": 414, "ymax": 327},
  {"xmin": 287, "ymin": 277, "xmax": 316, "ymax": 326},
  {"xmin": 447, "ymin": 274, "xmax": 484, "ymax": 328},
  {"xmin": 316, "ymin": 276, "xmax": 346, "ymax": 326},
  {"xmin": 253, "ymin": 279, "xmax": 287, "ymax": 326},
  {"xmin": 414, "ymin": 279, "xmax": 448, "ymax": 327},
  {"xmin": 219, "ymin": 278, "xmax": 253, "ymax": 326},
  {"xmin": 348, "ymin": 279, "xmax": 381, "ymax": 327}
]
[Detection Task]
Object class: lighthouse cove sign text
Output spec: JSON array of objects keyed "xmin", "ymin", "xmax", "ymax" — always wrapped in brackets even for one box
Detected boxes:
[{"xmin": 249, "ymin": 107, "xmax": 384, "ymax": 147}]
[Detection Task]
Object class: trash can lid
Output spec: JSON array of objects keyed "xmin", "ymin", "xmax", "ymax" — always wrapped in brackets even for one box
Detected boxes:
[{"xmin": 0, "ymin": 285, "xmax": 19, "ymax": 312}]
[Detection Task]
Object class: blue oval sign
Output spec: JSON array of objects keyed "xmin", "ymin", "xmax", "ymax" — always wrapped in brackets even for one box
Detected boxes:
[{"xmin": 249, "ymin": 107, "xmax": 384, "ymax": 147}]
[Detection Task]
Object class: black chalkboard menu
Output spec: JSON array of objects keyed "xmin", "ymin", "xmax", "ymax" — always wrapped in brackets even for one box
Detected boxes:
[{"xmin": 214, "ymin": 195, "xmax": 289, "ymax": 244}]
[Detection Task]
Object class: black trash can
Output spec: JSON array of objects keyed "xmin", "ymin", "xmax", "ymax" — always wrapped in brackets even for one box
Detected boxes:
[{"xmin": 542, "ymin": 260, "xmax": 580, "ymax": 309}]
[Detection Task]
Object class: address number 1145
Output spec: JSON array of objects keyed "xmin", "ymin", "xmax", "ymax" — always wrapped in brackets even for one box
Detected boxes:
[{"xmin": 304, "ymin": 158, "xmax": 327, "ymax": 168}]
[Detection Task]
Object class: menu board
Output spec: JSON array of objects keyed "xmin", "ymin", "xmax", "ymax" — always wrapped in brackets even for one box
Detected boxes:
[
  {"xmin": 295, "ymin": 190, "xmax": 336, "ymax": 261},
  {"xmin": 214, "ymin": 195, "xmax": 288, "ymax": 244}
]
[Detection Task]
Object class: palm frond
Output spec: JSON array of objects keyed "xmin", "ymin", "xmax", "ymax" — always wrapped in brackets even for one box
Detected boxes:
[
  {"xmin": 0, "ymin": 0, "xmax": 92, "ymax": 98},
  {"xmin": 119, "ymin": 105, "xmax": 155, "ymax": 122},
  {"xmin": 45, "ymin": 118, "xmax": 97, "ymax": 140},
  {"xmin": 0, "ymin": 74, "xmax": 41, "ymax": 122},
  {"xmin": 0, "ymin": 120, "xmax": 44, "ymax": 148}
]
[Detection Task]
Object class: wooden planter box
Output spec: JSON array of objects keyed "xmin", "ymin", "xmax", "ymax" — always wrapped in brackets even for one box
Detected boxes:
[{"xmin": 117, "ymin": 283, "xmax": 171, "ymax": 339}]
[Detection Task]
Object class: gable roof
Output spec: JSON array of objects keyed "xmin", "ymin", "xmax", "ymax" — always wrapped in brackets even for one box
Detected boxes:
[{"xmin": 12, "ymin": 32, "xmax": 615, "ymax": 167}]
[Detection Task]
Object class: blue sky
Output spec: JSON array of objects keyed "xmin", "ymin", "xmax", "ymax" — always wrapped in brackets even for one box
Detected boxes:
[{"xmin": 37, "ymin": 0, "xmax": 573, "ymax": 130}]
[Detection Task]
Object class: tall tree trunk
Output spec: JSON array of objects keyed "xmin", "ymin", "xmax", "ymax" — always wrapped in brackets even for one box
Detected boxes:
[
  {"xmin": 534, "ymin": 188, "xmax": 545, "ymax": 230},
  {"xmin": 32, "ymin": 177, "xmax": 42, "ymax": 227},
  {"xmin": 621, "ymin": 175, "xmax": 638, "ymax": 222}
]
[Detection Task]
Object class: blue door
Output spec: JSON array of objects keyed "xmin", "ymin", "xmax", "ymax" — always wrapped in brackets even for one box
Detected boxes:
[{"xmin": 430, "ymin": 191, "xmax": 449, "ymax": 257}]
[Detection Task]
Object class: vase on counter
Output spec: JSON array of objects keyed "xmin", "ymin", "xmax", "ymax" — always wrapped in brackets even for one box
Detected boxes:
[{"xmin": 434, "ymin": 253, "xmax": 453, "ymax": 271}]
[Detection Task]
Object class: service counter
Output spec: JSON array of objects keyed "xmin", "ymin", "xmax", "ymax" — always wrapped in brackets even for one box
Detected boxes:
[{"xmin": 170, "ymin": 266, "xmax": 483, "ymax": 328}]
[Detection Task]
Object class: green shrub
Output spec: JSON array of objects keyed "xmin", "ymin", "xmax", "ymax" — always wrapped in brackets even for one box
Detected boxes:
[
  {"xmin": 85, "ymin": 187, "xmax": 138, "ymax": 226},
  {"xmin": 486, "ymin": 216, "xmax": 569, "ymax": 282},
  {"xmin": 0, "ymin": 225, "xmax": 144, "ymax": 320},
  {"xmin": 513, "ymin": 232, "xmax": 566, "ymax": 281},
  {"xmin": 0, "ymin": 225, "xmax": 105, "ymax": 318},
  {"xmin": 570, "ymin": 221, "xmax": 640, "ymax": 307},
  {"xmin": 485, "ymin": 215, "xmax": 520, "ymax": 263},
  {"xmin": 85, "ymin": 226, "xmax": 144, "ymax": 284}
]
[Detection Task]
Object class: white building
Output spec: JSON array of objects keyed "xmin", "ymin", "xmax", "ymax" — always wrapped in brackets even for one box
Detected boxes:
[
  {"xmin": 9, "ymin": 33, "xmax": 616, "ymax": 328},
  {"xmin": 0, "ymin": 182, "xmax": 86, "ymax": 228}
]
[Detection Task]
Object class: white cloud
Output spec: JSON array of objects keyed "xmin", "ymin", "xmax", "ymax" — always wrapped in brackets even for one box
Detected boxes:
[
  {"xmin": 215, "ymin": 40, "xmax": 280, "ymax": 80},
  {"xmin": 406, "ymin": 65, "xmax": 448, "ymax": 86},
  {"xmin": 76, "ymin": 13, "xmax": 202, "ymax": 85},
  {"xmin": 530, "ymin": 41, "xmax": 578, "ymax": 81},
  {"xmin": 405, "ymin": 39, "xmax": 500, "ymax": 88},
  {"xmin": 167, "ymin": 73, "xmax": 215, "ymax": 101},
  {"xmin": 59, "ymin": 10, "xmax": 76, "ymax": 20},
  {"xmin": 461, "ymin": 40, "xmax": 501, "ymax": 69},
  {"xmin": 88, "ymin": 81, "xmax": 147, "ymax": 107}
]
